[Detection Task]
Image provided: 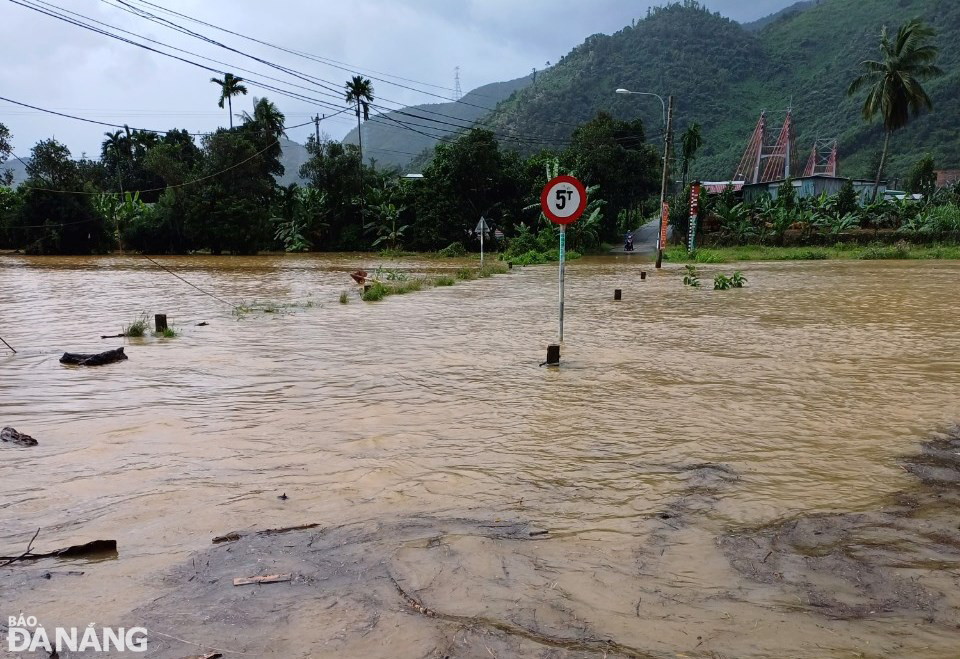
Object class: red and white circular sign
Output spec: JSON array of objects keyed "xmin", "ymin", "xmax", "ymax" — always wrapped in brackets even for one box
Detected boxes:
[{"xmin": 540, "ymin": 175, "xmax": 587, "ymax": 225}]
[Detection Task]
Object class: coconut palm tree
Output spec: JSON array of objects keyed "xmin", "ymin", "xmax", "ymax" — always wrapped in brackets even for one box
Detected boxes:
[
  {"xmin": 345, "ymin": 75, "xmax": 374, "ymax": 160},
  {"xmin": 345, "ymin": 75, "xmax": 374, "ymax": 213},
  {"xmin": 680, "ymin": 123, "xmax": 702, "ymax": 188},
  {"xmin": 847, "ymin": 19, "xmax": 942, "ymax": 199},
  {"xmin": 241, "ymin": 97, "xmax": 286, "ymax": 139},
  {"xmin": 210, "ymin": 73, "xmax": 248, "ymax": 129}
]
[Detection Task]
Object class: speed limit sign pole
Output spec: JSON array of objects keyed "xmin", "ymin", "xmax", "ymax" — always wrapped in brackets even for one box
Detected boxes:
[
  {"xmin": 558, "ymin": 224, "xmax": 566, "ymax": 341},
  {"xmin": 541, "ymin": 175, "xmax": 587, "ymax": 352}
]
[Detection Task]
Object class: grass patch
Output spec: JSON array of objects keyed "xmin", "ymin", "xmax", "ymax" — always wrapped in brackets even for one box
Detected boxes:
[
  {"xmin": 434, "ymin": 275, "xmax": 456, "ymax": 286},
  {"xmin": 478, "ymin": 262, "xmax": 508, "ymax": 278},
  {"xmin": 378, "ymin": 248, "xmax": 416, "ymax": 258},
  {"xmin": 154, "ymin": 327, "xmax": 176, "ymax": 338},
  {"xmin": 339, "ymin": 292, "xmax": 349, "ymax": 304},
  {"xmin": 124, "ymin": 314, "xmax": 148, "ymax": 337},
  {"xmin": 665, "ymin": 243, "xmax": 960, "ymax": 263},
  {"xmin": 456, "ymin": 267, "xmax": 477, "ymax": 280}
]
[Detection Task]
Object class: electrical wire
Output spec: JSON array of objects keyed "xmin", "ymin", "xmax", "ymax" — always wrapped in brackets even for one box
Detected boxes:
[
  {"xmin": 10, "ymin": 0, "xmax": 583, "ymax": 150},
  {"xmin": 116, "ymin": 0, "xmax": 584, "ymax": 128},
  {"xmin": 95, "ymin": 0, "xmax": 578, "ymax": 144}
]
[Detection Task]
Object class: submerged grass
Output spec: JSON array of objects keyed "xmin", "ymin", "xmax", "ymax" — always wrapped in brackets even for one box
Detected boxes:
[
  {"xmin": 339, "ymin": 292, "xmax": 349, "ymax": 304},
  {"xmin": 233, "ymin": 299, "xmax": 319, "ymax": 318},
  {"xmin": 155, "ymin": 327, "xmax": 176, "ymax": 338},
  {"xmin": 359, "ymin": 263, "xmax": 511, "ymax": 302},
  {"xmin": 664, "ymin": 243, "xmax": 960, "ymax": 263},
  {"xmin": 124, "ymin": 314, "xmax": 148, "ymax": 337}
]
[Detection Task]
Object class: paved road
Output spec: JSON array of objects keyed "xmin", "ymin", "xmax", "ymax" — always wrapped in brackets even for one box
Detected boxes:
[{"xmin": 609, "ymin": 218, "xmax": 672, "ymax": 255}]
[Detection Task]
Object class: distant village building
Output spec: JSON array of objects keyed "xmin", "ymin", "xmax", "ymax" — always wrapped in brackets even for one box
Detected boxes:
[
  {"xmin": 935, "ymin": 170, "xmax": 960, "ymax": 188},
  {"xmin": 742, "ymin": 175, "xmax": 883, "ymax": 205}
]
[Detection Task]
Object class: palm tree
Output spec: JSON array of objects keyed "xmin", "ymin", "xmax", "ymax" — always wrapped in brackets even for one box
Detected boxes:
[
  {"xmin": 847, "ymin": 19, "xmax": 942, "ymax": 199},
  {"xmin": 210, "ymin": 73, "xmax": 248, "ymax": 129},
  {"xmin": 680, "ymin": 123, "xmax": 702, "ymax": 188},
  {"xmin": 241, "ymin": 97, "xmax": 286, "ymax": 139},
  {"xmin": 345, "ymin": 75, "xmax": 374, "ymax": 213},
  {"xmin": 102, "ymin": 128, "xmax": 132, "ymax": 192},
  {"xmin": 345, "ymin": 74, "xmax": 373, "ymax": 161}
]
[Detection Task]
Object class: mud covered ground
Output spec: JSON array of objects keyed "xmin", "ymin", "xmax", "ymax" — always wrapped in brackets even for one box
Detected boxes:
[
  {"xmin": 4, "ymin": 432, "xmax": 960, "ymax": 658},
  {"xmin": 722, "ymin": 427, "xmax": 960, "ymax": 630}
]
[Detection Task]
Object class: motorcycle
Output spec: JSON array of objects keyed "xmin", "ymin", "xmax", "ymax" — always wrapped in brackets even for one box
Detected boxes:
[{"xmin": 624, "ymin": 233, "xmax": 634, "ymax": 251}]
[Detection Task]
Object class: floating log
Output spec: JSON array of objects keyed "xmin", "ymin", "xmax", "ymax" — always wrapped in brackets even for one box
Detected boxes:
[
  {"xmin": 100, "ymin": 333, "xmax": 125, "ymax": 339},
  {"xmin": 0, "ymin": 538, "xmax": 117, "ymax": 565},
  {"xmin": 155, "ymin": 314, "xmax": 168, "ymax": 332},
  {"xmin": 1, "ymin": 427, "xmax": 38, "ymax": 447},
  {"xmin": 233, "ymin": 574, "xmax": 291, "ymax": 587},
  {"xmin": 60, "ymin": 347, "xmax": 128, "ymax": 366},
  {"xmin": 196, "ymin": 322, "xmax": 209, "ymax": 327}
]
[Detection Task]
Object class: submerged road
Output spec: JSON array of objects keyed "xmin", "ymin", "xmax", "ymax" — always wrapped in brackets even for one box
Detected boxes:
[{"xmin": 608, "ymin": 217, "xmax": 671, "ymax": 254}]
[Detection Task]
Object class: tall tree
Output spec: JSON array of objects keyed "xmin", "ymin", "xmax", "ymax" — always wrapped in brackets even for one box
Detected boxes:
[
  {"xmin": 680, "ymin": 123, "xmax": 702, "ymax": 188},
  {"xmin": 345, "ymin": 75, "xmax": 374, "ymax": 214},
  {"xmin": 0, "ymin": 122, "xmax": 13, "ymax": 186},
  {"xmin": 847, "ymin": 19, "xmax": 942, "ymax": 198},
  {"xmin": 210, "ymin": 73, "xmax": 248, "ymax": 129}
]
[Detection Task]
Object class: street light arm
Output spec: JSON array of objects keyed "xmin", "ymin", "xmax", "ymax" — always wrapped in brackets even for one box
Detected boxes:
[{"xmin": 614, "ymin": 88, "xmax": 666, "ymax": 127}]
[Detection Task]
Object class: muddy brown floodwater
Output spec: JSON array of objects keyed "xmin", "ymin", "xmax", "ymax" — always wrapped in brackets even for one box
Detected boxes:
[{"xmin": 1, "ymin": 254, "xmax": 959, "ymax": 658}]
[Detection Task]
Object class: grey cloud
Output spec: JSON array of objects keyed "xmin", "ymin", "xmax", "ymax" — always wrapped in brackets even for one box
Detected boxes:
[{"xmin": 0, "ymin": 0, "xmax": 796, "ymax": 157}]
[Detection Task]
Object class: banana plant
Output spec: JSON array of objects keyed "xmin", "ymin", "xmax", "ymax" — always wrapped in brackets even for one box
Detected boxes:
[{"xmin": 95, "ymin": 190, "xmax": 144, "ymax": 254}]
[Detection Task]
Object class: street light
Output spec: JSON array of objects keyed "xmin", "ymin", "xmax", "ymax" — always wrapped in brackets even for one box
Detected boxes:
[
  {"xmin": 615, "ymin": 88, "xmax": 666, "ymax": 127},
  {"xmin": 615, "ymin": 87, "xmax": 674, "ymax": 268}
]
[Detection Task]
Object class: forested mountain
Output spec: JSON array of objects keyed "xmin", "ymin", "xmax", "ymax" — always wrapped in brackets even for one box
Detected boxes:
[
  {"xmin": 342, "ymin": 75, "xmax": 532, "ymax": 170},
  {"xmin": 742, "ymin": 1, "xmax": 817, "ymax": 31},
  {"xmin": 411, "ymin": 0, "xmax": 957, "ymax": 181}
]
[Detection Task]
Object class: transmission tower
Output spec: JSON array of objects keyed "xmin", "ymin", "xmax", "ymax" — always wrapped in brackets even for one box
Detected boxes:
[{"xmin": 453, "ymin": 66, "xmax": 462, "ymax": 101}]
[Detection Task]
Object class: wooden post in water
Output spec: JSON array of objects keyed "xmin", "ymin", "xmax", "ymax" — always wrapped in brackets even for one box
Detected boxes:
[
  {"xmin": 640, "ymin": 271, "xmax": 647, "ymax": 280},
  {"xmin": 546, "ymin": 344, "xmax": 561, "ymax": 365},
  {"xmin": 614, "ymin": 289, "xmax": 622, "ymax": 300},
  {"xmin": 154, "ymin": 314, "xmax": 168, "ymax": 333}
]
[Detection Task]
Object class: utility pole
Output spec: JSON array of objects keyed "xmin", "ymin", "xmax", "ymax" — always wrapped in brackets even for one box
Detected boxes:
[
  {"xmin": 313, "ymin": 114, "xmax": 323, "ymax": 144},
  {"xmin": 655, "ymin": 95, "xmax": 674, "ymax": 269}
]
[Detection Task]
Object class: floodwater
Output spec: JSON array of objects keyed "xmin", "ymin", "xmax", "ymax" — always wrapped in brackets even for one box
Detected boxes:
[{"xmin": 1, "ymin": 254, "xmax": 958, "ymax": 657}]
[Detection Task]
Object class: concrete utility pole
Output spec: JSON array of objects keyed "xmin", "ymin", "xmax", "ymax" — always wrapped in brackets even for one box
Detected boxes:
[
  {"xmin": 655, "ymin": 95, "xmax": 674, "ymax": 269},
  {"xmin": 313, "ymin": 114, "xmax": 323, "ymax": 144}
]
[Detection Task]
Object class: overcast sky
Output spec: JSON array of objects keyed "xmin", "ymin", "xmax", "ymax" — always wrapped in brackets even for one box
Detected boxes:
[{"xmin": 1, "ymin": 0, "xmax": 795, "ymax": 158}]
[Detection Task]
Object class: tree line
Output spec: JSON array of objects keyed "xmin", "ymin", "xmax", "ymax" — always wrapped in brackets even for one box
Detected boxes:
[
  {"xmin": 0, "ymin": 75, "xmax": 662, "ymax": 255},
  {"xmin": 0, "ymin": 18, "xmax": 946, "ymax": 256}
]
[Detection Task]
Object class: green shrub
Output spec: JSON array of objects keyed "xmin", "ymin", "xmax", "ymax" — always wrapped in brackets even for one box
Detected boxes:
[
  {"xmin": 339, "ymin": 292, "xmax": 349, "ymax": 304},
  {"xmin": 438, "ymin": 241, "xmax": 467, "ymax": 257},
  {"xmin": 155, "ymin": 327, "xmax": 176, "ymax": 338},
  {"xmin": 858, "ymin": 242, "xmax": 911, "ymax": 260},
  {"xmin": 361, "ymin": 282, "xmax": 387, "ymax": 301},
  {"xmin": 434, "ymin": 275, "xmax": 455, "ymax": 286},
  {"xmin": 456, "ymin": 267, "xmax": 477, "ymax": 280}
]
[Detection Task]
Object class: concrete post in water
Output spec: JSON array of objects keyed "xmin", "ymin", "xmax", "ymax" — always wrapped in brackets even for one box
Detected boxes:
[
  {"xmin": 546, "ymin": 344, "xmax": 560, "ymax": 365},
  {"xmin": 614, "ymin": 289, "xmax": 622, "ymax": 300},
  {"xmin": 640, "ymin": 271, "xmax": 647, "ymax": 280},
  {"xmin": 155, "ymin": 314, "xmax": 168, "ymax": 333}
]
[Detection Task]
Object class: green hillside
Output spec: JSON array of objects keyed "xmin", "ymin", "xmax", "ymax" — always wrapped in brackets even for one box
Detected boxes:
[
  {"xmin": 343, "ymin": 75, "xmax": 532, "ymax": 170},
  {"xmin": 482, "ymin": 0, "xmax": 959, "ymax": 182}
]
